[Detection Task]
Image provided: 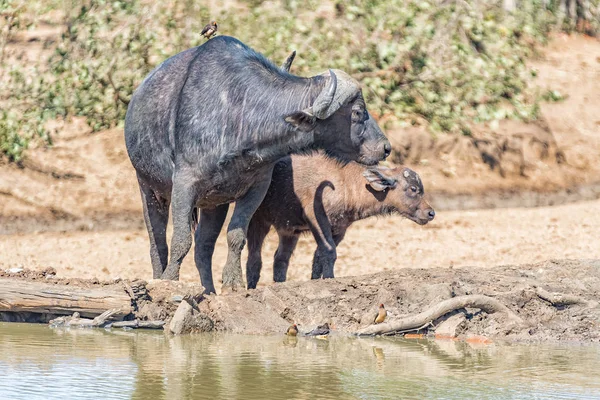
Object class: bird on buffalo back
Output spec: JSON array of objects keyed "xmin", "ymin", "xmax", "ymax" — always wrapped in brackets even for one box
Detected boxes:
[
  {"xmin": 201, "ymin": 21, "xmax": 218, "ymax": 39},
  {"xmin": 374, "ymin": 304, "xmax": 387, "ymax": 324}
]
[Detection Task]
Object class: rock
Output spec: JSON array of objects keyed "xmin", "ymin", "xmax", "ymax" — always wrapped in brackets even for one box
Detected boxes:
[
  {"xmin": 261, "ymin": 287, "xmax": 288, "ymax": 317},
  {"xmin": 8, "ymin": 268, "xmax": 23, "ymax": 274},
  {"xmin": 206, "ymin": 293, "xmax": 289, "ymax": 334},
  {"xmin": 171, "ymin": 295, "xmax": 184, "ymax": 303},
  {"xmin": 137, "ymin": 302, "xmax": 167, "ymax": 321},
  {"xmin": 169, "ymin": 300, "xmax": 214, "ymax": 335},
  {"xmin": 434, "ymin": 312, "xmax": 467, "ymax": 339},
  {"xmin": 169, "ymin": 301, "xmax": 193, "ymax": 335},
  {"xmin": 441, "ymin": 167, "xmax": 456, "ymax": 178},
  {"xmin": 40, "ymin": 267, "xmax": 57, "ymax": 276},
  {"xmin": 146, "ymin": 280, "xmax": 204, "ymax": 305}
]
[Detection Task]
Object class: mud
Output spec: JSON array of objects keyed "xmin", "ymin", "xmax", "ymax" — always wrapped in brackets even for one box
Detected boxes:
[
  {"xmin": 199, "ymin": 259, "xmax": 600, "ymax": 342},
  {"xmin": 2, "ymin": 259, "xmax": 598, "ymax": 342}
]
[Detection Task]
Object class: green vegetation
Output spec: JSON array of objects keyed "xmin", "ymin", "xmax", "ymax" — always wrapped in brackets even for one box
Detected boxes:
[{"xmin": 0, "ymin": 0, "xmax": 596, "ymax": 161}]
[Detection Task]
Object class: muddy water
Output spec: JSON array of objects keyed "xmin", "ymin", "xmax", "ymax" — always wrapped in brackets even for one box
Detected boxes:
[{"xmin": 1, "ymin": 323, "xmax": 599, "ymax": 400}]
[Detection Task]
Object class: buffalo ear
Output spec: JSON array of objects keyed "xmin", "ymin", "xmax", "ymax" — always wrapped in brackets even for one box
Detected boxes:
[
  {"xmin": 363, "ymin": 168, "xmax": 397, "ymax": 191},
  {"xmin": 284, "ymin": 111, "xmax": 316, "ymax": 132}
]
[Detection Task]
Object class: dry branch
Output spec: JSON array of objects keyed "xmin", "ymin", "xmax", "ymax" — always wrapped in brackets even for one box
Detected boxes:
[
  {"xmin": 0, "ymin": 278, "xmax": 132, "ymax": 318},
  {"xmin": 108, "ymin": 320, "xmax": 165, "ymax": 329},
  {"xmin": 98, "ymin": 57, "xmax": 131, "ymax": 105},
  {"xmin": 535, "ymin": 287, "xmax": 591, "ymax": 307},
  {"xmin": 357, "ymin": 295, "xmax": 523, "ymax": 336},
  {"xmin": 49, "ymin": 309, "xmax": 122, "ymax": 327}
]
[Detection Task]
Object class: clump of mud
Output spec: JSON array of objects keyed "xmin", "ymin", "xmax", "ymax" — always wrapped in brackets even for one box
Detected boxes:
[{"xmin": 0, "ymin": 266, "xmax": 114, "ymax": 287}]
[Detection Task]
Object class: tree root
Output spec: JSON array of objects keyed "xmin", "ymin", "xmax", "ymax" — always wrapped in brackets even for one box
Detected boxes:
[
  {"xmin": 534, "ymin": 286, "xmax": 594, "ymax": 307},
  {"xmin": 356, "ymin": 295, "xmax": 523, "ymax": 336}
]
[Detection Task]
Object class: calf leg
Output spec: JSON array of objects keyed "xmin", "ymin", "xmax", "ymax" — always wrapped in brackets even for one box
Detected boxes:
[
  {"xmin": 246, "ymin": 219, "xmax": 271, "ymax": 290},
  {"xmin": 273, "ymin": 233, "xmax": 299, "ymax": 283},
  {"xmin": 222, "ymin": 175, "xmax": 272, "ymax": 293},
  {"xmin": 194, "ymin": 204, "xmax": 229, "ymax": 294},
  {"xmin": 137, "ymin": 177, "xmax": 170, "ymax": 279},
  {"xmin": 161, "ymin": 178, "xmax": 196, "ymax": 280}
]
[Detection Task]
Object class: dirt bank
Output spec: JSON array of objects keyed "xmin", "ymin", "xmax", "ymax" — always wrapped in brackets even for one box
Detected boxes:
[
  {"xmin": 2, "ymin": 259, "xmax": 599, "ymax": 342},
  {"xmin": 200, "ymin": 259, "xmax": 600, "ymax": 342}
]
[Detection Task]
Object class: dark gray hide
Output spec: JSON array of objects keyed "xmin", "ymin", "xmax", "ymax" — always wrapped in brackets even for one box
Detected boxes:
[{"xmin": 124, "ymin": 36, "xmax": 390, "ymax": 294}]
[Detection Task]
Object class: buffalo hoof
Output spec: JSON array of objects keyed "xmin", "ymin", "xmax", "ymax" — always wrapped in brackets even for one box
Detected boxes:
[
  {"xmin": 161, "ymin": 268, "xmax": 180, "ymax": 281},
  {"xmin": 203, "ymin": 286, "xmax": 217, "ymax": 296},
  {"xmin": 220, "ymin": 281, "xmax": 246, "ymax": 295}
]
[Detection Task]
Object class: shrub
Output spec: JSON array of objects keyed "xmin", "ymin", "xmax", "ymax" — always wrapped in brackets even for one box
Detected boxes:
[{"xmin": 0, "ymin": 0, "xmax": 595, "ymax": 161}]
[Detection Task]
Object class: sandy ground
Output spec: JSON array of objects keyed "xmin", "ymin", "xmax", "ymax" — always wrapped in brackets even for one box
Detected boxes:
[
  {"xmin": 0, "ymin": 34, "xmax": 599, "ymax": 294},
  {"xmin": 1, "ymin": 199, "xmax": 599, "ymax": 292}
]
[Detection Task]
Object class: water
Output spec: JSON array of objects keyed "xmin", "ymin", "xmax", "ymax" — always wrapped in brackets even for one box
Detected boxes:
[{"xmin": 1, "ymin": 323, "xmax": 599, "ymax": 400}]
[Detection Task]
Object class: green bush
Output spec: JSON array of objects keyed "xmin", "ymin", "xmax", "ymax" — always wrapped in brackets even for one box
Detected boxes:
[{"xmin": 0, "ymin": 0, "xmax": 596, "ymax": 161}]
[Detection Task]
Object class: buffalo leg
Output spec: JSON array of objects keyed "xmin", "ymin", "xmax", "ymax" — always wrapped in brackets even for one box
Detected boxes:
[
  {"xmin": 222, "ymin": 176, "xmax": 271, "ymax": 293},
  {"xmin": 162, "ymin": 178, "xmax": 196, "ymax": 280},
  {"xmin": 137, "ymin": 177, "xmax": 170, "ymax": 279},
  {"xmin": 194, "ymin": 204, "xmax": 229, "ymax": 294},
  {"xmin": 246, "ymin": 219, "xmax": 271, "ymax": 290},
  {"xmin": 272, "ymin": 233, "xmax": 299, "ymax": 283}
]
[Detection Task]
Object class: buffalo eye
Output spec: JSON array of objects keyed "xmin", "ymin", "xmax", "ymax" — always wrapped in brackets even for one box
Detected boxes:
[
  {"xmin": 352, "ymin": 108, "xmax": 364, "ymax": 123},
  {"xmin": 410, "ymin": 186, "xmax": 418, "ymax": 193}
]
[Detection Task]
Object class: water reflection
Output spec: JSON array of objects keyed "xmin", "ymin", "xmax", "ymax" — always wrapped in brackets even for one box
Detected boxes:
[{"xmin": 0, "ymin": 323, "xmax": 599, "ymax": 400}]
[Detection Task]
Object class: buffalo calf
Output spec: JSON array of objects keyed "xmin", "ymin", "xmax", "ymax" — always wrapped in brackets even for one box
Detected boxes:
[{"xmin": 246, "ymin": 154, "xmax": 435, "ymax": 288}]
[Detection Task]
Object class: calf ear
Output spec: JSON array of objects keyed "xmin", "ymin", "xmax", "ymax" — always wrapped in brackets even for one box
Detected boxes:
[
  {"xmin": 363, "ymin": 168, "xmax": 397, "ymax": 191},
  {"xmin": 285, "ymin": 111, "xmax": 316, "ymax": 132}
]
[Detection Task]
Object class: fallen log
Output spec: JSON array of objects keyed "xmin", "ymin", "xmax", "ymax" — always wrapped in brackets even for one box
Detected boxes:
[
  {"xmin": 0, "ymin": 278, "xmax": 132, "ymax": 318},
  {"xmin": 356, "ymin": 295, "xmax": 523, "ymax": 336}
]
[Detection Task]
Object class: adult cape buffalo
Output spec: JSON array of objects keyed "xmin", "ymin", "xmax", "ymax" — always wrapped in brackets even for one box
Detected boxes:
[{"xmin": 125, "ymin": 36, "xmax": 390, "ymax": 294}]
